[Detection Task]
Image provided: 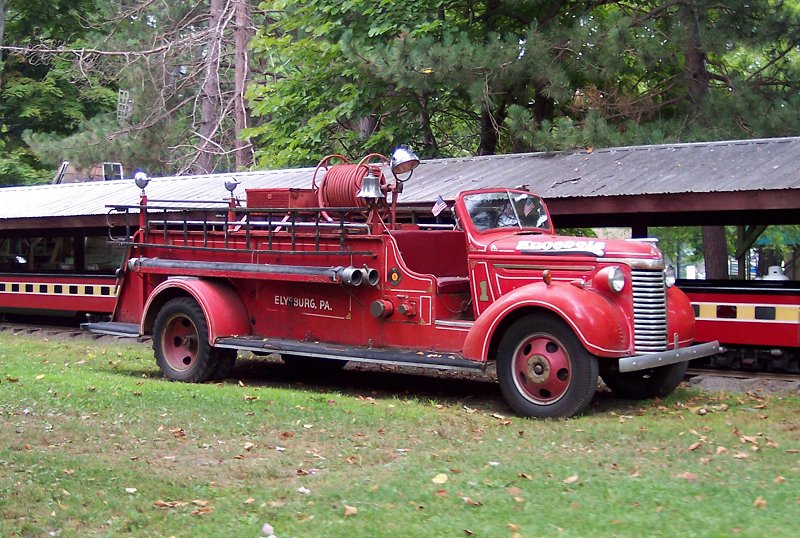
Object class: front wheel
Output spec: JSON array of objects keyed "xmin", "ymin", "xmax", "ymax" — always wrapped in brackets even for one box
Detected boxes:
[
  {"xmin": 601, "ymin": 361, "xmax": 688, "ymax": 400},
  {"xmin": 497, "ymin": 314, "xmax": 598, "ymax": 418},
  {"xmin": 153, "ymin": 297, "xmax": 218, "ymax": 383}
]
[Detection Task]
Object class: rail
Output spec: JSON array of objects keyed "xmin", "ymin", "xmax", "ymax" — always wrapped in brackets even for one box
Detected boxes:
[{"xmin": 107, "ymin": 203, "xmax": 375, "ymax": 256}]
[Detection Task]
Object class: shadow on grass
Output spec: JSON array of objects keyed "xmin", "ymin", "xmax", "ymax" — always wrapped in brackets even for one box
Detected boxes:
[
  {"xmin": 106, "ymin": 354, "xmax": 676, "ymax": 419},
  {"xmin": 235, "ymin": 357, "xmax": 509, "ymax": 414}
]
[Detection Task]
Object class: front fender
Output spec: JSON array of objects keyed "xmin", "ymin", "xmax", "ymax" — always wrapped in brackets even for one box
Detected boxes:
[
  {"xmin": 462, "ymin": 281, "xmax": 631, "ymax": 362},
  {"xmin": 143, "ymin": 278, "xmax": 251, "ymax": 345},
  {"xmin": 667, "ymin": 285, "xmax": 695, "ymax": 346}
]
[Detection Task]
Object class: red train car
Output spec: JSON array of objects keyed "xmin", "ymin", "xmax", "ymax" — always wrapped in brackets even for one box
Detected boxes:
[
  {"xmin": 0, "ymin": 232, "xmax": 123, "ymax": 320},
  {"xmin": 678, "ymin": 279, "xmax": 800, "ymax": 372}
]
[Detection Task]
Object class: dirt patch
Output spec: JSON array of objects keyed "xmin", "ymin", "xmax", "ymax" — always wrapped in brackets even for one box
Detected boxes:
[{"xmin": 687, "ymin": 374, "xmax": 800, "ymax": 395}]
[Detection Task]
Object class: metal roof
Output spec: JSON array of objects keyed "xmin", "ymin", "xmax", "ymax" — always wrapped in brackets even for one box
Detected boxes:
[{"xmin": 1, "ymin": 136, "xmax": 800, "ymax": 229}]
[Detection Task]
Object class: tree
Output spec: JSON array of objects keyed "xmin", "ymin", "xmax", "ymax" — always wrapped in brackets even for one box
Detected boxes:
[
  {"xmin": 0, "ymin": 0, "xmax": 114, "ymax": 185},
  {"xmin": 247, "ymin": 1, "xmax": 800, "ymax": 170},
  {"xmin": 3, "ymin": 0, "xmax": 257, "ymax": 182}
]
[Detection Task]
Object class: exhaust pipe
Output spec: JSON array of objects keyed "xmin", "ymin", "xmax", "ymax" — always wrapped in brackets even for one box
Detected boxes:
[
  {"xmin": 336, "ymin": 266, "xmax": 364, "ymax": 286},
  {"xmin": 362, "ymin": 267, "xmax": 380, "ymax": 287}
]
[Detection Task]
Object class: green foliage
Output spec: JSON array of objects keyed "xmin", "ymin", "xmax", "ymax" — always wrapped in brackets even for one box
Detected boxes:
[
  {"xmin": 0, "ymin": 0, "xmax": 114, "ymax": 185},
  {"xmin": 249, "ymin": 0, "xmax": 800, "ymax": 167}
]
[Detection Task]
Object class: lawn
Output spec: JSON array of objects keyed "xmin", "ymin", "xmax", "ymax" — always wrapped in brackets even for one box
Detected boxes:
[{"xmin": 1, "ymin": 330, "xmax": 799, "ymax": 537}]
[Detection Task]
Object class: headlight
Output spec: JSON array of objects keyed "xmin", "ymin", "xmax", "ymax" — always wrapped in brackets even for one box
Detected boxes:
[
  {"xmin": 595, "ymin": 266, "xmax": 626, "ymax": 293},
  {"xmin": 608, "ymin": 266, "xmax": 626, "ymax": 292},
  {"xmin": 665, "ymin": 265, "xmax": 676, "ymax": 288}
]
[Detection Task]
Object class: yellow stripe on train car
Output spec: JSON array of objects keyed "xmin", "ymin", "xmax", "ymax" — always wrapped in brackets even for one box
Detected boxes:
[
  {"xmin": 693, "ymin": 301, "xmax": 800, "ymax": 322},
  {"xmin": 0, "ymin": 281, "xmax": 117, "ymax": 297}
]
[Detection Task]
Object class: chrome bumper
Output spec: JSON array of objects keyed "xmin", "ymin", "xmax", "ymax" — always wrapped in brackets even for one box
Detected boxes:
[{"xmin": 618, "ymin": 341, "xmax": 720, "ymax": 373}]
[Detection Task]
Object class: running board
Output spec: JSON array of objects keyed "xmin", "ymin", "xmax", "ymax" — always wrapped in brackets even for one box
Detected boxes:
[
  {"xmin": 82, "ymin": 321, "xmax": 141, "ymax": 337},
  {"xmin": 216, "ymin": 336, "xmax": 486, "ymax": 372}
]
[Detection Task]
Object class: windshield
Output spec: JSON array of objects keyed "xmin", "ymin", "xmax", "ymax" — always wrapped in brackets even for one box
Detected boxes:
[{"xmin": 464, "ymin": 191, "xmax": 550, "ymax": 232}]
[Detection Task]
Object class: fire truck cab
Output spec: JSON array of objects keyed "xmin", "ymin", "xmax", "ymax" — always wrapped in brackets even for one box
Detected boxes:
[{"xmin": 89, "ymin": 149, "xmax": 718, "ymax": 418}]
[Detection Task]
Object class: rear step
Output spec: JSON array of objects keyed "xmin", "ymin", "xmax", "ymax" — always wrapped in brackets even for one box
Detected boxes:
[
  {"xmin": 216, "ymin": 336, "xmax": 485, "ymax": 372},
  {"xmin": 82, "ymin": 322, "xmax": 140, "ymax": 337}
]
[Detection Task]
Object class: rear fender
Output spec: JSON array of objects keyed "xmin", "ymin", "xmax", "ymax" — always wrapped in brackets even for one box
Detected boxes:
[
  {"xmin": 462, "ymin": 281, "xmax": 631, "ymax": 362},
  {"xmin": 143, "ymin": 278, "xmax": 251, "ymax": 345}
]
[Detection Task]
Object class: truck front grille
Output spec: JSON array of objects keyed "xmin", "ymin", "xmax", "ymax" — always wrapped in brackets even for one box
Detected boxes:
[{"xmin": 631, "ymin": 269, "xmax": 668, "ymax": 353}]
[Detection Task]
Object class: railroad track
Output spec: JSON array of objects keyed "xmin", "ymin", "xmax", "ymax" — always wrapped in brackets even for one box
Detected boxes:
[{"xmin": 686, "ymin": 368, "xmax": 800, "ymax": 384}]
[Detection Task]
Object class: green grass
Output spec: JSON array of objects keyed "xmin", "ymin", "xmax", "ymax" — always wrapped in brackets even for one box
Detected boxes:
[{"xmin": 1, "ymin": 331, "xmax": 799, "ymax": 537}]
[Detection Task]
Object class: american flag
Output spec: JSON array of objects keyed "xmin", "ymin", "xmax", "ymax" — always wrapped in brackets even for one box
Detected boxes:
[{"xmin": 431, "ymin": 195, "xmax": 448, "ymax": 216}]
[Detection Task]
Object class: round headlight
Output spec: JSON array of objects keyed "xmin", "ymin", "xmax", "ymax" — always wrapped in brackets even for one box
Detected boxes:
[
  {"xmin": 608, "ymin": 266, "xmax": 626, "ymax": 292},
  {"xmin": 665, "ymin": 265, "xmax": 676, "ymax": 288}
]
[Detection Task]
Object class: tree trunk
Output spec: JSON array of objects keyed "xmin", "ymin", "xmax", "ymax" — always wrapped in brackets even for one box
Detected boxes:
[
  {"xmin": 679, "ymin": 2, "xmax": 710, "ymax": 106},
  {"xmin": 233, "ymin": 0, "xmax": 253, "ymax": 170},
  {"xmin": 478, "ymin": 102, "xmax": 508, "ymax": 156},
  {"xmin": 0, "ymin": 0, "xmax": 6, "ymax": 81},
  {"xmin": 196, "ymin": 0, "xmax": 224, "ymax": 174},
  {"xmin": 418, "ymin": 92, "xmax": 438, "ymax": 156},
  {"xmin": 702, "ymin": 225, "xmax": 728, "ymax": 279}
]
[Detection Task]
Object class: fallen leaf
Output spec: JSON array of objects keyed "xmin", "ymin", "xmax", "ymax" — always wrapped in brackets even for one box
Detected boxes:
[
  {"xmin": 753, "ymin": 497, "xmax": 767, "ymax": 508},
  {"xmin": 677, "ymin": 472, "xmax": 699, "ymax": 481},
  {"xmin": 191, "ymin": 500, "xmax": 209, "ymax": 507},
  {"xmin": 35, "ymin": 374, "xmax": 45, "ymax": 380},
  {"xmin": 154, "ymin": 500, "xmax": 188, "ymax": 508},
  {"xmin": 518, "ymin": 472, "xmax": 533, "ymax": 480},
  {"xmin": 343, "ymin": 505, "xmax": 358, "ymax": 516},
  {"xmin": 125, "ymin": 488, "xmax": 137, "ymax": 494},
  {"xmin": 774, "ymin": 476, "xmax": 786, "ymax": 483},
  {"xmin": 716, "ymin": 446, "xmax": 728, "ymax": 454},
  {"xmin": 688, "ymin": 440, "xmax": 705, "ymax": 451},
  {"xmin": 244, "ymin": 497, "xmax": 256, "ymax": 504},
  {"xmin": 563, "ymin": 475, "xmax": 579, "ymax": 485},
  {"xmin": 732, "ymin": 452, "xmax": 750, "ymax": 459},
  {"xmin": 192, "ymin": 507, "xmax": 213, "ymax": 516},
  {"xmin": 462, "ymin": 496, "xmax": 482, "ymax": 507},
  {"xmin": 170, "ymin": 428, "xmax": 185, "ymax": 438},
  {"xmin": 243, "ymin": 442, "xmax": 255, "ymax": 451},
  {"xmin": 432, "ymin": 473, "xmax": 448, "ymax": 484},
  {"xmin": 297, "ymin": 486, "xmax": 311, "ymax": 495},
  {"xmin": 507, "ymin": 523, "xmax": 521, "ymax": 532},
  {"xmin": 435, "ymin": 490, "xmax": 447, "ymax": 497},
  {"xmin": 506, "ymin": 486, "xmax": 522, "ymax": 496}
]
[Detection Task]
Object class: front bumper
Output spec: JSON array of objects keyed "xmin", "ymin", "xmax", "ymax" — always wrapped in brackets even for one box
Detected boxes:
[{"xmin": 618, "ymin": 341, "xmax": 720, "ymax": 373}]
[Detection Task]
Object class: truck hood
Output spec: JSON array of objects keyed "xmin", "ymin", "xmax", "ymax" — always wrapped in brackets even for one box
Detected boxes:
[{"xmin": 485, "ymin": 234, "xmax": 663, "ymax": 260}]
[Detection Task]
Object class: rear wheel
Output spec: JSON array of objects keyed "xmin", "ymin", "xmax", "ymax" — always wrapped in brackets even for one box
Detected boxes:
[
  {"xmin": 153, "ymin": 297, "xmax": 217, "ymax": 383},
  {"xmin": 601, "ymin": 361, "xmax": 687, "ymax": 400},
  {"xmin": 497, "ymin": 314, "xmax": 598, "ymax": 418}
]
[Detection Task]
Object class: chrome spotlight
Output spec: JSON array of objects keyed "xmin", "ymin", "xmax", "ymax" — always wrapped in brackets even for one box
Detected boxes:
[{"xmin": 390, "ymin": 146, "xmax": 420, "ymax": 177}]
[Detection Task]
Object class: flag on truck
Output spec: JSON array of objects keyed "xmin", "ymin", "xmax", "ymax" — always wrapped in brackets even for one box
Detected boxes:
[{"xmin": 431, "ymin": 195, "xmax": 447, "ymax": 216}]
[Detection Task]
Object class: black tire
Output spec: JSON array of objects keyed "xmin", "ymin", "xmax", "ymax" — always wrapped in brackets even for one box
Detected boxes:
[
  {"xmin": 282, "ymin": 354, "xmax": 348, "ymax": 373},
  {"xmin": 497, "ymin": 314, "xmax": 598, "ymax": 418},
  {"xmin": 212, "ymin": 348, "xmax": 237, "ymax": 380},
  {"xmin": 601, "ymin": 361, "xmax": 687, "ymax": 400},
  {"xmin": 153, "ymin": 297, "xmax": 217, "ymax": 383}
]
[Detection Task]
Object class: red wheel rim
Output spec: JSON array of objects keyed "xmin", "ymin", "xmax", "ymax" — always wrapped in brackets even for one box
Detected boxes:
[
  {"xmin": 161, "ymin": 314, "xmax": 199, "ymax": 372},
  {"xmin": 511, "ymin": 333, "xmax": 571, "ymax": 404}
]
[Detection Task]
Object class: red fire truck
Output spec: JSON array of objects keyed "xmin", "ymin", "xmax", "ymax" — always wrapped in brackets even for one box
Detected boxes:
[{"xmin": 88, "ymin": 149, "xmax": 718, "ymax": 418}]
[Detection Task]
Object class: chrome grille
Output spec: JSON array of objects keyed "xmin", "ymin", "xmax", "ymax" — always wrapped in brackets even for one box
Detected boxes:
[{"xmin": 631, "ymin": 269, "xmax": 668, "ymax": 352}]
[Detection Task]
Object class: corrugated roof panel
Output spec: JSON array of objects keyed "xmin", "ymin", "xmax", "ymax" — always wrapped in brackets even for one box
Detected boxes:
[{"xmin": 2, "ymin": 136, "xmax": 800, "ymax": 224}]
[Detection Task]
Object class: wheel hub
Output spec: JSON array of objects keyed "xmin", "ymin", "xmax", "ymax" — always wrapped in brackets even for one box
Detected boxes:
[{"xmin": 526, "ymin": 355, "xmax": 551, "ymax": 383}]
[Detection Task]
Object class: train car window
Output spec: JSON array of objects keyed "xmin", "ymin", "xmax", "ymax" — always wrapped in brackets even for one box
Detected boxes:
[{"xmin": 85, "ymin": 236, "xmax": 126, "ymax": 271}]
